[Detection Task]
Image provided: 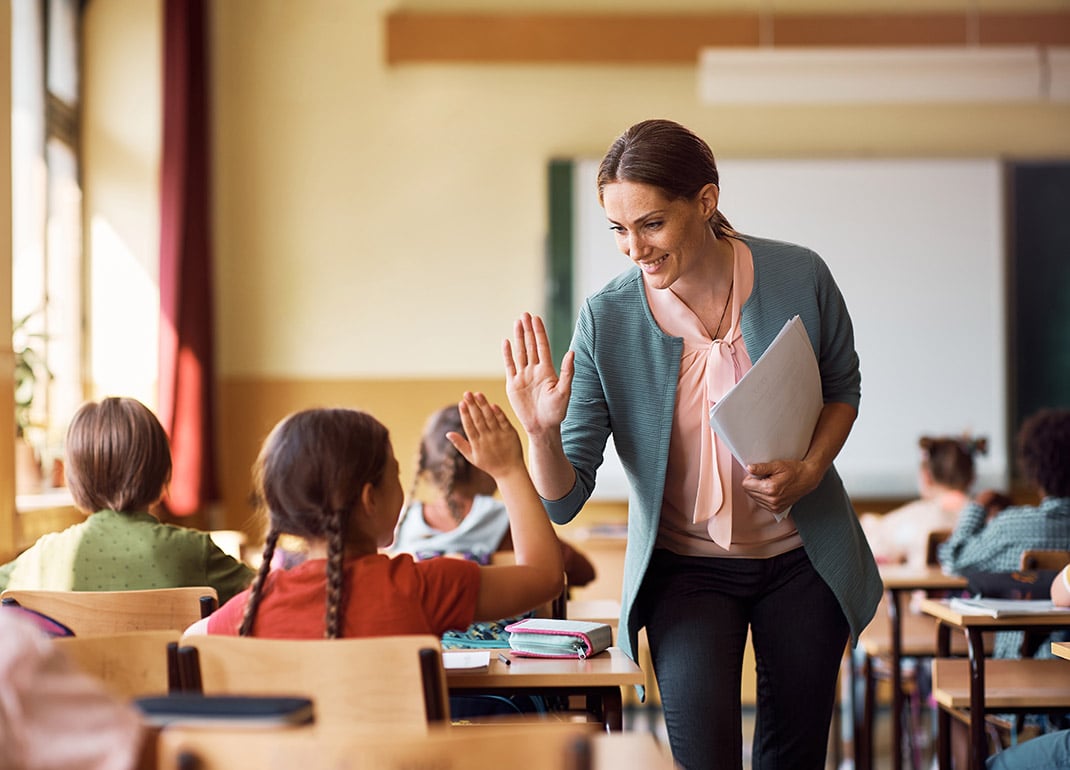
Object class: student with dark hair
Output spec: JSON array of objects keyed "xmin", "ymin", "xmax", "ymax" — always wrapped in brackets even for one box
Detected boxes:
[
  {"xmin": 502, "ymin": 118, "xmax": 880, "ymax": 770},
  {"xmin": 188, "ymin": 392, "xmax": 564, "ymax": 639},
  {"xmin": 939, "ymin": 408, "xmax": 1070, "ymax": 659},
  {"xmin": 861, "ymin": 435, "xmax": 987, "ymax": 568},
  {"xmin": 0, "ymin": 396, "xmax": 252, "ymax": 602},
  {"xmin": 391, "ymin": 403, "xmax": 595, "ymax": 588}
]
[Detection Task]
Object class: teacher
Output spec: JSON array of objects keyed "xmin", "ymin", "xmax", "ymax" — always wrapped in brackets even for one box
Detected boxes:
[{"xmin": 503, "ymin": 119, "xmax": 880, "ymax": 770}]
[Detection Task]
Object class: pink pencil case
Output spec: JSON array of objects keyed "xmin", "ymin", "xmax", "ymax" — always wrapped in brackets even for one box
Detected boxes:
[{"xmin": 504, "ymin": 618, "xmax": 613, "ymax": 659}]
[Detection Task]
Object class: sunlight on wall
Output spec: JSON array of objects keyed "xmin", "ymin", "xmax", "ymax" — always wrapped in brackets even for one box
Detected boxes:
[{"xmin": 89, "ymin": 214, "xmax": 158, "ymax": 408}]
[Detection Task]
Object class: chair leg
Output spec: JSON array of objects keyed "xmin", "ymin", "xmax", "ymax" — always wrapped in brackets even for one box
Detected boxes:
[{"xmin": 861, "ymin": 653, "xmax": 876, "ymax": 770}]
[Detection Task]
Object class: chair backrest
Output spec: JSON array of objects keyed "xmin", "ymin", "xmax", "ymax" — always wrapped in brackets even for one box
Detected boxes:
[
  {"xmin": 1020, "ymin": 549, "xmax": 1070, "ymax": 571},
  {"xmin": 157, "ymin": 722, "xmax": 598, "ymax": 770},
  {"xmin": 0, "ymin": 587, "xmax": 218, "ymax": 635},
  {"xmin": 176, "ymin": 634, "xmax": 450, "ymax": 732},
  {"xmin": 925, "ymin": 528, "xmax": 953, "ymax": 566},
  {"xmin": 53, "ymin": 629, "xmax": 180, "ymax": 699}
]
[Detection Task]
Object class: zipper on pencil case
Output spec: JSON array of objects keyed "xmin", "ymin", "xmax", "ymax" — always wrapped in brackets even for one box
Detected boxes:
[{"xmin": 509, "ymin": 633, "xmax": 590, "ymax": 659}]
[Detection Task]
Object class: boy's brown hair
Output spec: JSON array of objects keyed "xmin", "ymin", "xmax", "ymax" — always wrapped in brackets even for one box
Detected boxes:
[{"xmin": 64, "ymin": 397, "xmax": 172, "ymax": 514}]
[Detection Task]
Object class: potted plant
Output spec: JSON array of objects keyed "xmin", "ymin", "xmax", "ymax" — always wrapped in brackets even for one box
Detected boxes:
[{"xmin": 13, "ymin": 309, "xmax": 52, "ymax": 492}]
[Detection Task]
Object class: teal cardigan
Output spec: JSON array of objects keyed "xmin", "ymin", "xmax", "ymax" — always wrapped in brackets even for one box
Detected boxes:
[{"xmin": 545, "ymin": 235, "xmax": 882, "ymax": 665}]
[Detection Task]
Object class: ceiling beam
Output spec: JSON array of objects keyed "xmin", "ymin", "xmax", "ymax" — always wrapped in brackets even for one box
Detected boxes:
[{"xmin": 385, "ymin": 11, "xmax": 1070, "ymax": 65}]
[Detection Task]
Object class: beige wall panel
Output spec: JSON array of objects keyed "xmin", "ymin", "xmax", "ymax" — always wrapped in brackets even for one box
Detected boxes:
[{"xmin": 216, "ymin": 376, "xmax": 514, "ymax": 534}]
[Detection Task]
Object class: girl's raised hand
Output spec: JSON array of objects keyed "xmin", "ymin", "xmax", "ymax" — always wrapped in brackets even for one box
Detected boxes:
[
  {"xmin": 445, "ymin": 392, "xmax": 524, "ymax": 480},
  {"xmin": 502, "ymin": 313, "xmax": 574, "ymax": 438}
]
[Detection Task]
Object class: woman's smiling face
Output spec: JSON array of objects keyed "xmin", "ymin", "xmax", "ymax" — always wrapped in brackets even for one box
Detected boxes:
[{"xmin": 601, "ymin": 180, "xmax": 717, "ymax": 291}]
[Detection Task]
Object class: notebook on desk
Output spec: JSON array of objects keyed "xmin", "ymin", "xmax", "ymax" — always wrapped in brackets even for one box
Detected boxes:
[{"xmin": 949, "ymin": 597, "xmax": 1060, "ymax": 618}]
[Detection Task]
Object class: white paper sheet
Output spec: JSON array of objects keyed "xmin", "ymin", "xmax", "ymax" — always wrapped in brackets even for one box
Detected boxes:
[
  {"xmin": 441, "ymin": 650, "xmax": 491, "ymax": 670},
  {"xmin": 708, "ymin": 316, "xmax": 823, "ymax": 520}
]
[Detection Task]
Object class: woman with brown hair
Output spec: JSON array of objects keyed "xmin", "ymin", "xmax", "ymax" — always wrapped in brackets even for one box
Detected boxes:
[{"xmin": 503, "ymin": 119, "xmax": 880, "ymax": 769}]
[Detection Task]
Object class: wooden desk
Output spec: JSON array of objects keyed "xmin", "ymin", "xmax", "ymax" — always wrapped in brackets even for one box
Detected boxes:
[
  {"xmin": 854, "ymin": 566, "xmax": 968, "ymax": 770},
  {"xmin": 1053, "ymin": 641, "xmax": 1070, "ymax": 660},
  {"xmin": 445, "ymin": 647, "xmax": 644, "ymax": 733},
  {"xmin": 921, "ymin": 598, "xmax": 1070, "ymax": 770}
]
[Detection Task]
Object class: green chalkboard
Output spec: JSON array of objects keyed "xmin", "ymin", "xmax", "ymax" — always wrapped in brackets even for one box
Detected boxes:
[{"xmin": 1008, "ymin": 161, "xmax": 1070, "ymax": 467}]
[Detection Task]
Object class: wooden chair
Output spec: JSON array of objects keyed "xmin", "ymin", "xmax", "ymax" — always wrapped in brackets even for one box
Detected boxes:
[
  {"xmin": 156, "ymin": 722, "xmax": 602, "ymax": 770},
  {"xmin": 52, "ymin": 629, "xmax": 181, "ymax": 699},
  {"xmin": 175, "ymin": 634, "xmax": 450, "ymax": 732},
  {"xmin": 0, "ymin": 586, "xmax": 218, "ymax": 635},
  {"xmin": 1019, "ymin": 549, "xmax": 1070, "ymax": 571}
]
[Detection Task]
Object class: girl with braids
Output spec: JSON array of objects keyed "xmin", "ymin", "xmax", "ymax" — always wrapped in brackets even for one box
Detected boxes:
[
  {"xmin": 391, "ymin": 403, "xmax": 595, "ymax": 588},
  {"xmin": 186, "ymin": 391, "xmax": 564, "ymax": 639}
]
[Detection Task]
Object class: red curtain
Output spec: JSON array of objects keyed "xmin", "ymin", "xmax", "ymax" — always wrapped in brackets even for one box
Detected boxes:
[{"xmin": 158, "ymin": 0, "xmax": 217, "ymax": 518}]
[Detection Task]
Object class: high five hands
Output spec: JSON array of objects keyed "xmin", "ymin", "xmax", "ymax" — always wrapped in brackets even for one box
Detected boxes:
[{"xmin": 502, "ymin": 313, "xmax": 575, "ymax": 438}]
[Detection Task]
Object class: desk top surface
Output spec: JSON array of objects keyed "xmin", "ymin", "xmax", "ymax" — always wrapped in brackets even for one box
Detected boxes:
[
  {"xmin": 1053, "ymin": 641, "xmax": 1070, "ymax": 660},
  {"xmin": 445, "ymin": 647, "xmax": 644, "ymax": 688},
  {"xmin": 879, "ymin": 565, "xmax": 968, "ymax": 590},
  {"xmin": 920, "ymin": 597, "xmax": 1070, "ymax": 628}
]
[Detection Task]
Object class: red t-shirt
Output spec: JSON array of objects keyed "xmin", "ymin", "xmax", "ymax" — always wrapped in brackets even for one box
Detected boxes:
[{"xmin": 207, "ymin": 552, "xmax": 480, "ymax": 638}]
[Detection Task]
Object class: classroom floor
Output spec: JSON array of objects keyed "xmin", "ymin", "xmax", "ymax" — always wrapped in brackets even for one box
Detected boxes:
[{"xmin": 623, "ymin": 704, "xmax": 905, "ymax": 770}]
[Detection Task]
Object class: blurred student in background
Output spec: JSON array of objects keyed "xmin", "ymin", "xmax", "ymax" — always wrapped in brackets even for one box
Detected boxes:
[
  {"xmin": 940, "ymin": 408, "xmax": 1070, "ymax": 659},
  {"xmin": 860, "ymin": 435, "xmax": 992, "ymax": 568},
  {"xmin": 391, "ymin": 403, "xmax": 595, "ymax": 589}
]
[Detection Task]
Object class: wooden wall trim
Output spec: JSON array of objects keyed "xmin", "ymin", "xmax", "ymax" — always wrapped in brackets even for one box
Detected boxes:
[{"xmin": 385, "ymin": 11, "xmax": 1070, "ymax": 65}]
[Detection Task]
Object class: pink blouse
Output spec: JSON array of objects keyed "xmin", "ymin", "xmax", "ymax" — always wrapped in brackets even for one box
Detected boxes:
[{"xmin": 646, "ymin": 238, "xmax": 802, "ymax": 558}]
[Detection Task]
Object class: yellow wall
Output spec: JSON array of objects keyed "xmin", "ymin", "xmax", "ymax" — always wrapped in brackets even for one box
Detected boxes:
[{"xmin": 77, "ymin": 0, "xmax": 1070, "ymax": 534}]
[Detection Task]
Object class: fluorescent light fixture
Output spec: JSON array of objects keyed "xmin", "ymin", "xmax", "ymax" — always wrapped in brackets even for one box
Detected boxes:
[{"xmin": 698, "ymin": 46, "xmax": 1070, "ymax": 104}]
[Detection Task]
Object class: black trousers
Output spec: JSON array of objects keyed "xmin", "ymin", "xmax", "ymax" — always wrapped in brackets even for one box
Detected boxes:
[{"xmin": 638, "ymin": 546, "xmax": 849, "ymax": 770}]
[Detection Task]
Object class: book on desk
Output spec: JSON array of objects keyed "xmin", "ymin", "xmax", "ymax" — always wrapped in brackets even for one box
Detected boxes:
[{"xmin": 949, "ymin": 597, "xmax": 1059, "ymax": 617}]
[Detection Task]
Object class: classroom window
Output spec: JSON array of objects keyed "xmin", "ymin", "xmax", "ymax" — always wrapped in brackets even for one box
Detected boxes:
[{"xmin": 11, "ymin": 0, "xmax": 84, "ymax": 493}]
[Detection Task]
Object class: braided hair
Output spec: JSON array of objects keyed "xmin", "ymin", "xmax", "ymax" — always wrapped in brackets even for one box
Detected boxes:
[
  {"xmin": 239, "ymin": 408, "xmax": 391, "ymax": 638},
  {"xmin": 403, "ymin": 404, "xmax": 476, "ymax": 524}
]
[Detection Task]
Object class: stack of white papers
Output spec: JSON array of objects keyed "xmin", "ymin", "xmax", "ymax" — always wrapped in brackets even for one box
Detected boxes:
[{"xmin": 708, "ymin": 315, "xmax": 823, "ymax": 521}]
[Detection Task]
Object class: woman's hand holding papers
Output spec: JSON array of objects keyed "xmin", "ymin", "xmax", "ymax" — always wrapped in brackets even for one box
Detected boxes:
[
  {"xmin": 742, "ymin": 402, "xmax": 858, "ymax": 515},
  {"xmin": 743, "ymin": 459, "xmax": 820, "ymax": 515}
]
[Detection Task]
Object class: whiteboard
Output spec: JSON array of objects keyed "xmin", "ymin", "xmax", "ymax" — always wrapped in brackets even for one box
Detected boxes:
[{"xmin": 571, "ymin": 157, "xmax": 1008, "ymax": 500}]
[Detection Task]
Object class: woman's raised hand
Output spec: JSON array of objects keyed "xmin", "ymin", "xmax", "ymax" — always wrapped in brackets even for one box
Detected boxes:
[{"xmin": 502, "ymin": 313, "xmax": 574, "ymax": 438}]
